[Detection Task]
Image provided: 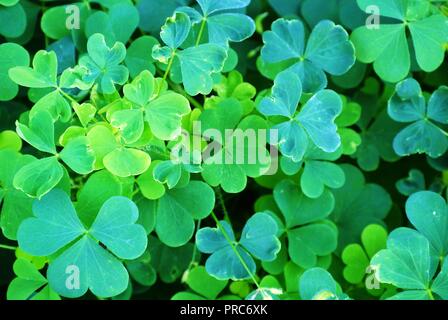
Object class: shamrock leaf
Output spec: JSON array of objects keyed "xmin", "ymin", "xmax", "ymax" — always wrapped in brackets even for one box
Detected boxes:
[
  {"xmin": 153, "ymin": 12, "xmax": 227, "ymax": 96},
  {"xmin": 154, "ymin": 181, "xmax": 215, "ymax": 247},
  {"xmin": 258, "ymin": 71, "xmax": 343, "ymax": 162},
  {"xmin": 299, "ymin": 268, "xmax": 350, "ymax": 300},
  {"xmin": 330, "ymin": 164, "xmax": 392, "ymax": 252},
  {"xmin": 196, "ymin": 212, "xmax": 281, "ymax": 280},
  {"xmin": 17, "ymin": 189, "xmax": 147, "ymax": 298},
  {"xmin": 172, "ymin": 266, "xmax": 228, "ymax": 300},
  {"xmin": 13, "ymin": 111, "xmax": 95, "ymax": 198},
  {"xmin": 261, "ymin": 18, "xmax": 355, "ymax": 93},
  {"xmin": 87, "ymin": 124, "xmax": 150, "ymax": 177},
  {"xmin": 85, "ymin": 2, "xmax": 139, "ymax": 46},
  {"xmin": 273, "ymin": 179, "xmax": 337, "ymax": 268},
  {"xmin": 0, "ymin": 130, "xmax": 22, "ymax": 151},
  {"xmin": 342, "ymin": 224, "xmax": 388, "ymax": 285},
  {"xmin": 149, "ymin": 235, "xmax": 197, "ymax": 283},
  {"xmin": 125, "ymin": 36, "xmax": 159, "ymax": 78},
  {"xmin": 352, "ymin": 0, "xmax": 448, "ymax": 82},
  {"xmin": 371, "ymin": 228, "xmax": 446, "ymax": 300},
  {"xmin": 122, "ymin": 70, "xmax": 190, "ymax": 141},
  {"xmin": 405, "ymin": 191, "xmax": 448, "ymax": 258},
  {"xmin": 396, "ymin": 169, "xmax": 426, "ymax": 196},
  {"xmin": 9, "ymin": 50, "xmax": 58, "ymax": 88},
  {"xmin": 0, "ymin": 1, "xmax": 26, "ymax": 38},
  {"xmin": 281, "ymin": 143, "xmax": 345, "ymax": 199},
  {"xmin": 200, "ymin": 98, "xmax": 272, "ymax": 193},
  {"xmin": 7, "ymin": 259, "xmax": 60, "ymax": 300},
  {"xmin": 0, "ymin": 43, "xmax": 29, "ymax": 101},
  {"xmin": 335, "ymin": 95, "xmax": 362, "ymax": 155},
  {"xmin": 0, "ymin": 150, "xmax": 34, "ymax": 240},
  {"xmin": 79, "ymin": 33, "xmax": 129, "ymax": 94},
  {"xmin": 388, "ymin": 78, "xmax": 448, "ymax": 158},
  {"xmin": 178, "ymin": 0, "xmax": 255, "ymax": 46}
]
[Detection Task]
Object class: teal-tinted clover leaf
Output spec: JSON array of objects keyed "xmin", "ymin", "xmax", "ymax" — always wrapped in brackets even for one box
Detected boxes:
[
  {"xmin": 405, "ymin": 191, "xmax": 448, "ymax": 258},
  {"xmin": 7, "ymin": 258, "xmax": 60, "ymax": 300},
  {"xmin": 371, "ymin": 227, "xmax": 447, "ymax": 300},
  {"xmin": 153, "ymin": 180, "xmax": 215, "ymax": 247},
  {"xmin": 261, "ymin": 18, "xmax": 355, "ymax": 93},
  {"xmin": 388, "ymin": 78, "xmax": 448, "ymax": 158},
  {"xmin": 273, "ymin": 179, "xmax": 338, "ymax": 268},
  {"xmin": 258, "ymin": 71, "xmax": 343, "ymax": 162},
  {"xmin": 17, "ymin": 189, "xmax": 148, "ymax": 298},
  {"xmin": 200, "ymin": 98, "xmax": 272, "ymax": 193},
  {"xmin": 122, "ymin": 70, "xmax": 191, "ymax": 141},
  {"xmin": 0, "ymin": 150, "xmax": 34, "ymax": 240},
  {"xmin": 299, "ymin": 268, "xmax": 350, "ymax": 300},
  {"xmin": 153, "ymin": 12, "xmax": 227, "ymax": 96},
  {"xmin": 196, "ymin": 212, "xmax": 281, "ymax": 280},
  {"xmin": 330, "ymin": 164, "xmax": 392, "ymax": 252},
  {"xmin": 396, "ymin": 169, "xmax": 426, "ymax": 196},
  {"xmin": 352, "ymin": 0, "xmax": 448, "ymax": 83},
  {"xmin": 13, "ymin": 111, "xmax": 95, "ymax": 198},
  {"xmin": 178, "ymin": 0, "xmax": 255, "ymax": 46},
  {"xmin": 280, "ymin": 143, "xmax": 345, "ymax": 199},
  {"xmin": 80, "ymin": 33, "xmax": 129, "ymax": 94}
]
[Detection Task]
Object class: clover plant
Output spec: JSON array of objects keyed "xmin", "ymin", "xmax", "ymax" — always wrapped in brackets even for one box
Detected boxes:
[{"xmin": 0, "ymin": 0, "xmax": 448, "ymax": 302}]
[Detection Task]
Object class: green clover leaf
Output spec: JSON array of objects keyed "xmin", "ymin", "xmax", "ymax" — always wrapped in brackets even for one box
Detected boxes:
[
  {"xmin": 342, "ymin": 224, "xmax": 388, "ymax": 285},
  {"xmin": 178, "ymin": 0, "xmax": 255, "ymax": 46},
  {"xmin": 0, "ymin": 43, "xmax": 29, "ymax": 101},
  {"xmin": 153, "ymin": 12, "xmax": 227, "ymax": 96},
  {"xmin": 172, "ymin": 266, "xmax": 229, "ymax": 300},
  {"xmin": 200, "ymin": 98, "xmax": 271, "ymax": 193},
  {"xmin": 154, "ymin": 180, "xmax": 215, "ymax": 247},
  {"xmin": 0, "ymin": 150, "xmax": 34, "ymax": 240},
  {"xmin": 273, "ymin": 179, "xmax": 337, "ymax": 268},
  {"xmin": 122, "ymin": 70, "xmax": 191, "ymax": 141},
  {"xmin": 261, "ymin": 18, "xmax": 355, "ymax": 93},
  {"xmin": 258, "ymin": 71, "xmax": 343, "ymax": 162},
  {"xmin": 299, "ymin": 267, "xmax": 350, "ymax": 300},
  {"xmin": 17, "ymin": 189, "xmax": 147, "ymax": 298},
  {"xmin": 7, "ymin": 259, "xmax": 60, "ymax": 300},
  {"xmin": 352, "ymin": 0, "xmax": 448, "ymax": 82},
  {"xmin": 330, "ymin": 164, "xmax": 392, "ymax": 252},
  {"xmin": 196, "ymin": 212, "xmax": 281, "ymax": 280},
  {"xmin": 388, "ymin": 78, "xmax": 448, "ymax": 157},
  {"xmin": 80, "ymin": 33, "xmax": 129, "ymax": 94}
]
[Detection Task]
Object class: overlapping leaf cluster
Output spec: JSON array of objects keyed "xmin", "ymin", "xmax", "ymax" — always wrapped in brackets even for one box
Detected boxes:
[{"xmin": 1, "ymin": 0, "xmax": 448, "ymax": 301}]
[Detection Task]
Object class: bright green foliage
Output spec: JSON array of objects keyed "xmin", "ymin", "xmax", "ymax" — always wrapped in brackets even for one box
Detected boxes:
[
  {"xmin": 299, "ymin": 268, "xmax": 350, "ymax": 300},
  {"xmin": 258, "ymin": 71, "xmax": 343, "ymax": 162},
  {"xmin": 172, "ymin": 266, "xmax": 230, "ymax": 300},
  {"xmin": 388, "ymin": 78, "xmax": 448, "ymax": 158},
  {"xmin": 371, "ymin": 191, "xmax": 448, "ymax": 299},
  {"xmin": 352, "ymin": 0, "xmax": 448, "ymax": 83},
  {"xmin": 17, "ymin": 189, "xmax": 147, "ymax": 298},
  {"xmin": 342, "ymin": 224, "xmax": 387, "ymax": 285},
  {"xmin": 196, "ymin": 212, "xmax": 281, "ymax": 280},
  {"xmin": 273, "ymin": 179, "xmax": 337, "ymax": 268},
  {"xmin": 1, "ymin": 0, "xmax": 448, "ymax": 303},
  {"xmin": 260, "ymin": 18, "xmax": 355, "ymax": 93},
  {"xmin": 7, "ymin": 259, "xmax": 60, "ymax": 300}
]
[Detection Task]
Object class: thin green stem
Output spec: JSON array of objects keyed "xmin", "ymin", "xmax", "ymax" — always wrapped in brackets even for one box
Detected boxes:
[
  {"xmin": 195, "ymin": 18, "xmax": 207, "ymax": 46},
  {"xmin": 157, "ymin": 52, "xmax": 176, "ymax": 96},
  {"xmin": 210, "ymin": 211, "xmax": 265, "ymax": 296},
  {"xmin": 0, "ymin": 244, "xmax": 17, "ymax": 251},
  {"xmin": 215, "ymin": 187, "xmax": 230, "ymax": 222}
]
